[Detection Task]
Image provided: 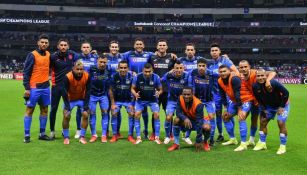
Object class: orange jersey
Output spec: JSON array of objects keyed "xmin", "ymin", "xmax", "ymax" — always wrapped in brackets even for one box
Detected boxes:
[
  {"xmin": 241, "ymin": 69, "xmax": 257, "ymax": 104},
  {"xmin": 218, "ymin": 73, "xmax": 236, "ymax": 102},
  {"xmin": 30, "ymin": 50, "xmax": 50, "ymax": 88},
  {"xmin": 66, "ymin": 71, "xmax": 89, "ymax": 101},
  {"xmin": 179, "ymin": 95, "xmax": 202, "ymax": 120}
]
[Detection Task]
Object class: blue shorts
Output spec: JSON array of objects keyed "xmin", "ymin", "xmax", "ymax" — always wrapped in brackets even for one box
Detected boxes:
[
  {"xmin": 227, "ymin": 101, "xmax": 252, "ymax": 116},
  {"xmin": 135, "ymin": 101, "xmax": 159, "ymax": 113},
  {"xmin": 62, "ymin": 100, "xmax": 86, "ymax": 112},
  {"xmin": 213, "ymin": 93, "xmax": 222, "ymax": 112},
  {"xmin": 27, "ymin": 88, "xmax": 50, "ymax": 107},
  {"xmin": 113, "ymin": 101, "xmax": 134, "ymax": 114},
  {"xmin": 90, "ymin": 95, "xmax": 109, "ymax": 113},
  {"xmin": 166, "ymin": 100, "xmax": 177, "ymax": 115},
  {"xmin": 203, "ymin": 101, "xmax": 216, "ymax": 114},
  {"xmin": 264, "ymin": 103, "xmax": 290, "ymax": 122}
]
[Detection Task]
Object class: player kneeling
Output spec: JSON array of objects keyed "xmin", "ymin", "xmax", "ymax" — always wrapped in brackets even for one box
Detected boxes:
[
  {"xmin": 168, "ymin": 87, "xmax": 211, "ymax": 152},
  {"xmin": 62, "ymin": 60, "xmax": 90, "ymax": 144}
]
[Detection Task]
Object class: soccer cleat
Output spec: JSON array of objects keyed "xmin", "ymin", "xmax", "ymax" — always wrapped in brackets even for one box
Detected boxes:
[
  {"xmin": 143, "ymin": 130, "xmax": 149, "ymax": 139},
  {"xmin": 38, "ymin": 134, "xmax": 51, "ymax": 141},
  {"xmin": 110, "ymin": 135, "xmax": 118, "ymax": 143},
  {"xmin": 63, "ymin": 138, "xmax": 70, "ymax": 145},
  {"xmin": 135, "ymin": 137, "xmax": 142, "ymax": 144},
  {"xmin": 276, "ymin": 145, "xmax": 286, "ymax": 155},
  {"xmin": 253, "ymin": 141, "xmax": 267, "ymax": 151},
  {"xmin": 49, "ymin": 132, "xmax": 55, "ymax": 141},
  {"xmin": 170, "ymin": 133, "xmax": 174, "ymax": 141},
  {"xmin": 234, "ymin": 142, "xmax": 247, "ymax": 152},
  {"xmin": 127, "ymin": 136, "xmax": 136, "ymax": 144},
  {"xmin": 216, "ymin": 135, "xmax": 224, "ymax": 142},
  {"xmin": 164, "ymin": 137, "xmax": 171, "ymax": 144},
  {"xmin": 203, "ymin": 142, "xmax": 211, "ymax": 151},
  {"xmin": 79, "ymin": 137, "xmax": 87, "ymax": 144},
  {"xmin": 89, "ymin": 135, "xmax": 98, "ymax": 143},
  {"xmin": 101, "ymin": 136, "xmax": 107, "ymax": 143},
  {"xmin": 74, "ymin": 130, "xmax": 81, "ymax": 139},
  {"xmin": 222, "ymin": 138, "xmax": 238, "ymax": 146},
  {"xmin": 183, "ymin": 137, "xmax": 193, "ymax": 145},
  {"xmin": 154, "ymin": 136, "xmax": 162, "ymax": 145},
  {"xmin": 168, "ymin": 143, "xmax": 180, "ymax": 152},
  {"xmin": 23, "ymin": 136, "xmax": 30, "ymax": 143},
  {"xmin": 246, "ymin": 140, "xmax": 256, "ymax": 147},
  {"xmin": 116, "ymin": 132, "xmax": 122, "ymax": 139},
  {"xmin": 148, "ymin": 133, "xmax": 155, "ymax": 141},
  {"xmin": 209, "ymin": 139, "xmax": 215, "ymax": 147}
]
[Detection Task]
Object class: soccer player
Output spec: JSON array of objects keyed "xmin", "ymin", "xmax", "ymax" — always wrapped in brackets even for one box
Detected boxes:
[
  {"xmin": 207, "ymin": 43, "xmax": 239, "ymax": 142},
  {"xmin": 218, "ymin": 65, "xmax": 254, "ymax": 151},
  {"xmin": 109, "ymin": 60, "xmax": 135, "ymax": 143},
  {"xmin": 179, "ymin": 43, "xmax": 201, "ymax": 72},
  {"xmin": 88, "ymin": 55, "xmax": 113, "ymax": 143},
  {"xmin": 62, "ymin": 60, "xmax": 90, "ymax": 145},
  {"xmin": 148, "ymin": 39, "xmax": 177, "ymax": 140},
  {"xmin": 123, "ymin": 38, "xmax": 154, "ymax": 139},
  {"xmin": 168, "ymin": 87, "xmax": 211, "ymax": 152},
  {"xmin": 74, "ymin": 41, "xmax": 98, "ymax": 139},
  {"xmin": 252, "ymin": 69, "xmax": 290, "ymax": 155},
  {"xmin": 238, "ymin": 60, "xmax": 276, "ymax": 146},
  {"xmin": 161, "ymin": 61, "xmax": 188, "ymax": 144},
  {"xmin": 49, "ymin": 38, "xmax": 78, "ymax": 139},
  {"xmin": 23, "ymin": 34, "xmax": 51, "ymax": 143},
  {"xmin": 106, "ymin": 40, "xmax": 124, "ymax": 137},
  {"xmin": 188, "ymin": 58, "xmax": 216, "ymax": 146},
  {"xmin": 131, "ymin": 63, "xmax": 162, "ymax": 144}
]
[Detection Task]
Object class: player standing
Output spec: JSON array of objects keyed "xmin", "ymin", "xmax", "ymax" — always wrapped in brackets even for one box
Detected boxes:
[{"xmin": 23, "ymin": 34, "xmax": 51, "ymax": 143}]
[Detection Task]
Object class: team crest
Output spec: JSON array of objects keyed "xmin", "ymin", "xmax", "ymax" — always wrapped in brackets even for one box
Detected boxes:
[
  {"xmin": 90, "ymin": 58, "xmax": 95, "ymax": 61},
  {"xmin": 180, "ymin": 79, "xmax": 185, "ymax": 84},
  {"xmin": 165, "ymin": 59, "xmax": 170, "ymax": 63},
  {"xmin": 126, "ymin": 80, "xmax": 130, "ymax": 84},
  {"xmin": 150, "ymin": 81, "xmax": 154, "ymax": 85}
]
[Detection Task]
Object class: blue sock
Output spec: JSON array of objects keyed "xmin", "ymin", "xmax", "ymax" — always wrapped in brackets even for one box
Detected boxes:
[
  {"xmin": 239, "ymin": 120, "xmax": 247, "ymax": 142},
  {"xmin": 80, "ymin": 128, "xmax": 86, "ymax": 137},
  {"xmin": 63, "ymin": 129, "xmax": 69, "ymax": 138},
  {"xmin": 111, "ymin": 116, "xmax": 118, "ymax": 136},
  {"xmin": 164, "ymin": 121, "xmax": 171, "ymax": 138},
  {"xmin": 210, "ymin": 118, "xmax": 216, "ymax": 141},
  {"xmin": 173, "ymin": 125, "xmax": 180, "ymax": 145},
  {"xmin": 185, "ymin": 130, "xmax": 191, "ymax": 138},
  {"xmin": 117, "ymin": 111, "xmax": 122, "ymax": 133},
  {"xmin": 216, "ymin": 113, "xmax": 223, "ymax": 134},
  {"xmin": 128, "ymin": 116, "xmax": 134, "ymax": 136},
  {"xmin": 89, "ymin": 114, "xmax": 97, "ymax": 135},
  {"xmin": 280, "ymin": 133, "xmax": 287, "ymax": 145},
  {"xmin": 101, "ymin": 113, "xmax": 109, "ymax": 136},
  {"xmin": 259, "ymin": 131, "xmax": 267, "ymax": 142},
  {"xmin": 250, "ymin": 126, "xmax": 257, "ymax": 137},
  {"xmin": 142, "ymin": 111, "xmax": 148, "ymax": 135},
  {"xmin": 224, "ymin": 120, "xmax": 235, "ymax": 138},
  {"xmin": 24, "ymin": 116, "xmax": 32, "ymax": 137},
  {"xmin": 154, "ymin": 119, "xmax": 160, "ymax": 137},
  {"xmin": 76, "ymin": 108, "xmax": 82, "ymax": 130},
  {"xmin": 135, "ymin": 119, "xmax": 141, "ymax": 137},
  {"xmin": 39, "ymin": 116, "xmax": 47, "ymax": 136}
]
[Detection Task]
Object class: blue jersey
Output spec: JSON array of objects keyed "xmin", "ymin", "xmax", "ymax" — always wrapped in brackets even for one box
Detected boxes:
[
  {"xmin": 106, "ymin": 53, "xmax": 123, "ymax": 73},
  {"xmin": 162, "ymin": 71, "xmax": 189, "ymax": 101},
  {"xmin": 207, "ymin": 56, "xmax": 234, "ymax": 94},
  {"xmin": 89, "ymin": 65, "xmax": 113, "ymax": 97},
  {"xmin": 123, "ymin": 51, "xmax": 153, "ymax": 73},
  {"xmin": 188, "ymin": 69, "xmax": 213, "ymax": 102},
  {"xmin": 132, "ymin": 73, "xmax": 161, "ymax": 102},
  {"xmin": 78, "ymin": 53, "xmax": 98, "ymax": 72},
  {"xmin": 179, "ymin": 56, "xmax": 202, "ymax": 72},
  {"xmin": 111, "ymin": 72, "xmax": 134, "ymax": 102}
]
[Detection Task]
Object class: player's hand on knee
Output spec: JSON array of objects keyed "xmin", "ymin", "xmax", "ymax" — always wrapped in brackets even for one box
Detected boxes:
[
  {"xmin": 184, "ymin": 118, "xmax": 192, "ymax": 129},
  {"xmin": 64, "ymin": 109, "xmax": 71, "ymax": 117},
  {"xmin": 24, "ymin": 90, "xmax": 30, "ymax": 98},
  {"xmin": 277, "ymin": 107, "xmax": 285, "ymax": 115},
  {"xmin": 222, "ymin": 112, "xmax": 229, "ymax": 121}
]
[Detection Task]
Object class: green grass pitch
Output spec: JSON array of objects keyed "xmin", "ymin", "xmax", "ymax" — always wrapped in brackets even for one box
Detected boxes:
[{"xmin": 0, "ymin": 80, "xmax": 306, "ymax": 175}]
